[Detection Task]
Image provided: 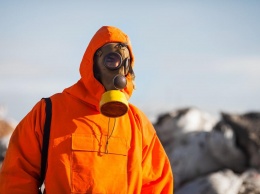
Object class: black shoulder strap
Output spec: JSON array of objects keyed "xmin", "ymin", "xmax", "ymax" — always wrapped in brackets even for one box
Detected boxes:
[{"xmin": 39, "ymin": 97, "xmax": 52, "ymax": 192}]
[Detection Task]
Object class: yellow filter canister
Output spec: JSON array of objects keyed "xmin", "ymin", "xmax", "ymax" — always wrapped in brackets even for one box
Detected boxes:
[{"xmin": 100, "ymin": 90, "xmax": 129, "ymax": 118}]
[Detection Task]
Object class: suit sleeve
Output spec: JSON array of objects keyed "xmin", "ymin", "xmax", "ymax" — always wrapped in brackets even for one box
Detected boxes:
[
  {"xmin": 140, "ymin": 113, "xmax": 174, "ymax": 194},
  {"xmin": 0, "ymin": 100, "xmax": 46, "ymax": 194}
]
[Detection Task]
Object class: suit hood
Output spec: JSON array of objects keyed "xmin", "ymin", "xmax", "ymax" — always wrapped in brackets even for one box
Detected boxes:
[{"xmin": 64, "ymin": 26, "xmax": 135, "ymax": 111}]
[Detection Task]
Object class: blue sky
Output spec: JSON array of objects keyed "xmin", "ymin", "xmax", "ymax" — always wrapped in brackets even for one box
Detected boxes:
[{"xmin": 1, "ymin": 1, "xmax": 260, "ymax": 122}]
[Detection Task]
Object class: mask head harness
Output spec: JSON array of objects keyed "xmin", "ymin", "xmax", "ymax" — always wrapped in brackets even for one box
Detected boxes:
[{"xmin": 94, "ymin": 42, "xmax": 134, "ymax": 117}]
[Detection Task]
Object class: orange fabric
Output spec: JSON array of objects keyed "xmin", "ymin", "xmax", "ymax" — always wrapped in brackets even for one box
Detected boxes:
[{"xmin": 0, "ymin": 26, "xmax": 173, "ymax": 193}]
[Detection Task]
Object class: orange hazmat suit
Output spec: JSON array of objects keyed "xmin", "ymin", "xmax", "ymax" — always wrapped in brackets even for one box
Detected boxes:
[{"xmin": 0, "ymin": 26, "xmax": 174, "ymax": 193}]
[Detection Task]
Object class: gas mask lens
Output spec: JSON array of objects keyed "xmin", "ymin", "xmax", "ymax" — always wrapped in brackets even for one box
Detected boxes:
[
  {"xmin": 104, "ymin": 52, "xmax": 130, "ymax": 75},
  {"xmin": 104, "ymin": 52, "xmax": 122, "ymax": 69}
]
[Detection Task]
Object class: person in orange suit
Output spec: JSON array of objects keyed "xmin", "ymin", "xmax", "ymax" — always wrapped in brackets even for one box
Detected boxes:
[{"xmin": 0, "ymin": 26, "xmax": 174, "ymax": 194}]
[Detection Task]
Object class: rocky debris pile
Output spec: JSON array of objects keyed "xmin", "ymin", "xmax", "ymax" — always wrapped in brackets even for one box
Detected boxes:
[{"xmin": 154, "ymin": 107, "xmax": 260, "ymax": 194}]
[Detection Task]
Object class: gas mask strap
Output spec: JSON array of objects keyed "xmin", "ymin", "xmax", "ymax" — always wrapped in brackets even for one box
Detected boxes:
[{"xmin": 128, "ymin": 65, "xmax": 135, "ymax": 80}]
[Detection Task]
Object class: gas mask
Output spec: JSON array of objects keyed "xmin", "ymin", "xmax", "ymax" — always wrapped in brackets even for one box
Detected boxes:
[{"xmin": 94, "ymin": 42, "xmax": 135, "ymax": 118}]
